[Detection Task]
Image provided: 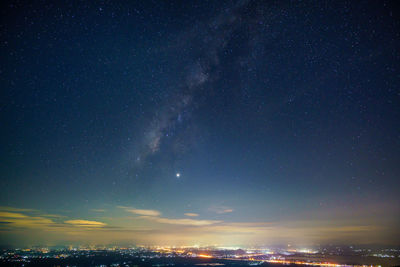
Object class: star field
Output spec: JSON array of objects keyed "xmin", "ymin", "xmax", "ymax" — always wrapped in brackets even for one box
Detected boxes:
[{"xmin": 1, "ymin": 0, "xmax": 399, "ymax": 246}]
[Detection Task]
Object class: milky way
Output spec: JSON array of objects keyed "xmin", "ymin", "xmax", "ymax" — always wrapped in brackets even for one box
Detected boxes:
[{"xmin": 136, "ymin": 0, "xmax": 268, "ymax": 166}]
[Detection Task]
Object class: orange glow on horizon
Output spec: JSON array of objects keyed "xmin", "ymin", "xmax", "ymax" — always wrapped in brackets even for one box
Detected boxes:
[
  {"xmin": 198, "ymin": 254, "xmax": 213, "ymax": 258},
  {"xmin": 264, "ymin": 259, "xmax": 380, "ymax": 267}
]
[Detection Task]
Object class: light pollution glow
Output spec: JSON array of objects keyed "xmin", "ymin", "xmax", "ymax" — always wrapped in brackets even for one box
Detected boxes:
[{"xmin": 0, "ymin": 205, "xmax": 398, "ymax": 247}]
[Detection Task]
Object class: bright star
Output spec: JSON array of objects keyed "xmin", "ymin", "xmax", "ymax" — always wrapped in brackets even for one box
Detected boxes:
[{"xmin": 176, "ymin": 173, "xmax": 180, "ymax": 178}]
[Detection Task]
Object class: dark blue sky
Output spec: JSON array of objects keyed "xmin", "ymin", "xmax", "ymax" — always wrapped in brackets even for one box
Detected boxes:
[{"xmin": 1, "ymin": 0, "xmax": 399, "ymax": 246}]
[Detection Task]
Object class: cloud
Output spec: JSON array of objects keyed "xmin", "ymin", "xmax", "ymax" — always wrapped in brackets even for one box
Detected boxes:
[
  {"xmin": 118, "ymin": 206, "xmax": 161, "ymax": 217},
  {"xmin": 139, "ymin": 216, "xmax": 221, "ymax": 226},
  {"xmin": 0, "ymin": 207, "xmax": 67, "ymax": 219},
  {"xmin": 0, "ymin": 211, "xmax": 28, "ymax": 219},
  {"xmin": 209, "ymin": 206, "xmax": 234, "ymax": 214},
  {"xmin": 0, "ymin": 210, "xmax": 107, "ymax": 231},
  {"xmin": 91, "ymin": 209, "xmax": 106, "ymax": 212},
  {"xmin": 0, "ymin": 206, "xmax": 396, "ymax": 246},
  {"xmin": 129, "ymin": 208, "xmax": 161, "ymax": 217},
  {"xmin": 184, "ymin": 213, "xmax": 199, "ymax": 217},
  {"xmin": 0, "ymin": 206, "xmax": 37, "ymax": 212},
  {"xmin": 64, "ymin": 220, "xmax": 107, "ymax": 228},
  {"xmin": 41, "ymin": 214, "xmax": 67, "ymax": 218},
  {"xmin": 119, "ymin": 206, "xmax": 219, "ymax": 226},
  {"xmin": 0, "ymin": 211, "xmax": 55, "ymax": 229},
  {"xmin": 219, "ymin": 209, "xmax": 233, "ymax": 214}
]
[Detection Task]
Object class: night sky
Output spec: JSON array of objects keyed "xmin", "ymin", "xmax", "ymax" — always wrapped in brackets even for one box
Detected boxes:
[{"xmin": 1, "ymin": 0, "xmax": 399, "ymax": 247}]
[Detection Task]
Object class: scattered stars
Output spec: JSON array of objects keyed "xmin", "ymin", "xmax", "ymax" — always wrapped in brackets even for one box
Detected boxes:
[{"xmin": 0, "ymin": 0, "xmax": 399, "ymax": 247}]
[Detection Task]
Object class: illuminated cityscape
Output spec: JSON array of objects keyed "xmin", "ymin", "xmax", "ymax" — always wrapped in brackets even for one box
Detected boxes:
[
  {"xmin": 2, "ymin": 245, "xmax": 400, "ymax": 267},
  {"xmin": 1, "ymin": 0, "xmax": 399, "ymax": 266}
]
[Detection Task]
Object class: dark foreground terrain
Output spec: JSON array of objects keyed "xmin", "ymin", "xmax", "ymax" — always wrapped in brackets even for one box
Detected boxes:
[{"xmin": 2, "ymin": 256, "xmax": 400, "ymax": 267}]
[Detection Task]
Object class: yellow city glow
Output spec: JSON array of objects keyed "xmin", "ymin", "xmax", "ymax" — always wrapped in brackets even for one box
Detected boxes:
[{"xmin": 198, "ymin": 254, "xmax": 213, "ymax": 258}]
